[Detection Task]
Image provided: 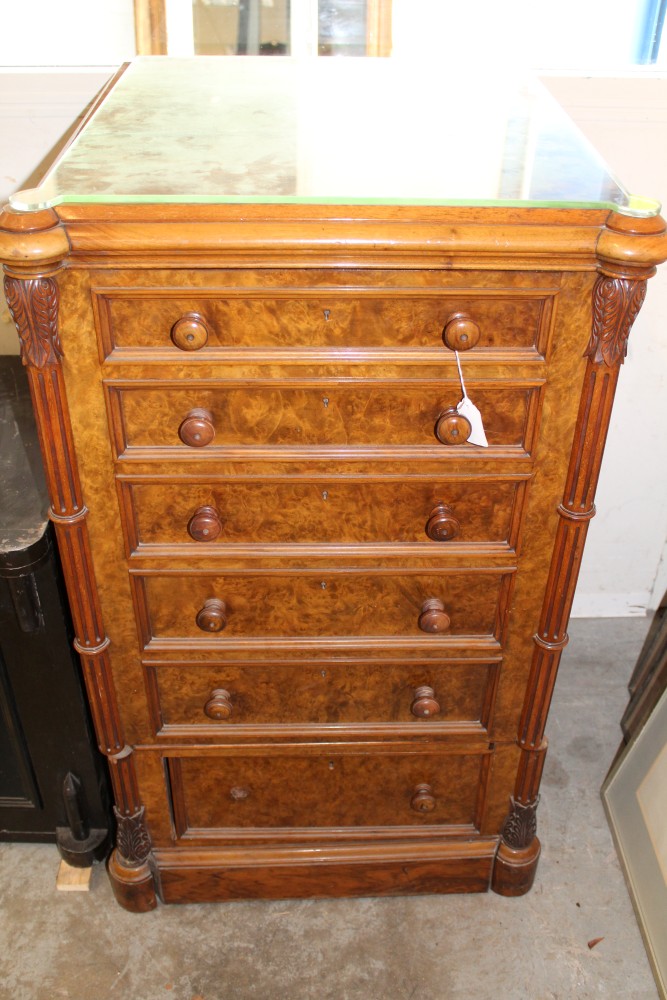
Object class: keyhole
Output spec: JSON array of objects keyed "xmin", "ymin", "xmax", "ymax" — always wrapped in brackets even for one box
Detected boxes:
[
  {"xmin": 322, "ymin": 490, "xmax": 329, "ymax": 501},
  {"xmin": 323, "ymin": 309, "xmax": 330, "ymax": 321},
  {"xmin": 320, "ymin": 581, "xmax": 327, "ymax": 590},
  {"xmin": 322, "ymin": 397, "xmax": 329, "ymax": 408}
]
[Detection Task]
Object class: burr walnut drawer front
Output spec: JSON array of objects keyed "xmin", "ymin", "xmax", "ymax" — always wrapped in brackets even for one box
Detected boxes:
[
  {"xmin": 146, "ymin": 658, "xmax": 500, "ymax": 732},
  {"xmin": 120, "ymin": 477, "xmax": 527, "ymax": 551},
  {"xmin": 107, "ymin": 381, "xmax": 542, "ymax": 455},
  {"xmin": 95, "ymin": 284, "xmax": 551, "ymax": 356},
  {"xmin": 133, "ymin": 570, "xmax": 512, "ymax": 646},
  {"xmin": 167, "ymin": 748, "xmax": 490, "ymax": 837}
]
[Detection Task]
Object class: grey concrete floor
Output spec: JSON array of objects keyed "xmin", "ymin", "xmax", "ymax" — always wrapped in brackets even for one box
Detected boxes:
[{"xmin": 0, "ymin": 618, "xmax": 659, "ymax": 1000}]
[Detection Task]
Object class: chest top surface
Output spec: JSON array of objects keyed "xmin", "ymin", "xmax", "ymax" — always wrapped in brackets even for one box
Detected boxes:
[{"xmin": 8, "ymin": 56, "xmax": 659, "ymax": 218}]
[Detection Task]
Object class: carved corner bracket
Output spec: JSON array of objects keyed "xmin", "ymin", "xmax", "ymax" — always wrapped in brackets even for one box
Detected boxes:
[
  {"xmin": 4, "ymin": 275, "xmax": 62, "ymax": 368},
  {"xmin": 500, "ymin": 796, "xmax": 539, "ymax": 851},
  {"xmin": 584, "ymin": 275, "xmax": 647, "ymax": 368},
  {"xmin": 114, "ymin": 806, "xmax": 153, "ymax": 867}
]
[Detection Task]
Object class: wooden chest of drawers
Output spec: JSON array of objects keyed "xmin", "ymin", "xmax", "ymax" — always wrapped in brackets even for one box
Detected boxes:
[{"xmin": 2, "ymin": 59, "xmax": 666, "ymax": 910}]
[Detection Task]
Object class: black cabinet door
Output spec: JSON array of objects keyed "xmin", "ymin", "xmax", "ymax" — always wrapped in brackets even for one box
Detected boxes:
[{"xmin": 0, "ymin": 357, "xmax": 110, "ymax": 858}]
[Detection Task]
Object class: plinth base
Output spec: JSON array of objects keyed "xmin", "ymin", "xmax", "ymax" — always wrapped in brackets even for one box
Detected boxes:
[
  {"xmin": 107, "ymin": 850, "xmax": 158, "ymax": 912},
  {"xmin": 491, "ymin": 837, "xmax": 541, "ymax": 897}
]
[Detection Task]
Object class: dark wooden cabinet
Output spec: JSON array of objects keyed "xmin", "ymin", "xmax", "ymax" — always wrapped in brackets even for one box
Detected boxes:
[
  {"xmin": 1, "ymin": 60, "xmax": 666, "ymax": 909},
  {"xmin": 0, "ymin": 358, "xmax": 110, "ymax": 862}
]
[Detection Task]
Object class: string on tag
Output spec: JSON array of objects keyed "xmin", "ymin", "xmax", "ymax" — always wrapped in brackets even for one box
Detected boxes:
[
  {"xmin": 454, "ymin": 350, "xmax": 488, "ymax": 448},
  {"xmin": 455, "ymin": 350, "xmax": 468, "ymax": 401}
]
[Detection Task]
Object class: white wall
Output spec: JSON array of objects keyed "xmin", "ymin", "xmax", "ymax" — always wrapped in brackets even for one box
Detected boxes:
[
  {"xmin": 392, "ymin": 0, "xmax": 654, "ymax": 69},
  {"xmin": 0, "ymin": 67, "xmax": 665, "ymax": 615},
  {"xmin": 0, "ymin": 0, "xmax": 135, "ymax": 67},
  {"xmin": 0, "ymin": 70, "xmax": 111, "ymax": 352},
  {"xmin": 544, "ymin": 76, "xmax": 667, "ymax": 615}
]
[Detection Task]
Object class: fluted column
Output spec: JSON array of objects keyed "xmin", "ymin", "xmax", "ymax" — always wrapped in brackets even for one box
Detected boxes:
[
  {"xmin": 1, "ymin": 206, "xmax": 157, "ymax": 911},
  {"xmin": 492, "ymin": 211, "xmax": 667, "ymax": 896}
]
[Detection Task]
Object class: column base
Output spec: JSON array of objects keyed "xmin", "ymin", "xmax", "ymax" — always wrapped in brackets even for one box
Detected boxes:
[
  {"xmin": 107, "ymin": 849, "xmax": 158, "ymax": 912},
  {"xmin": 491, "ymin": 837, "xmax": 541, "ymax": 897}
]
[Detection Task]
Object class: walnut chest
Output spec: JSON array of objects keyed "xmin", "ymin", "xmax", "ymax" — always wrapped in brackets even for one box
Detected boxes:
[{"xmin": 2, "ymin": 58, "xmax": 666, "ymax": 910}]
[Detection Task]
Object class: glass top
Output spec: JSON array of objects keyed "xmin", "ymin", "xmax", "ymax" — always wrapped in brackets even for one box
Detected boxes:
[{"xmin": 10, "ymin": 57, "xmax": 660, "ymax": 217}]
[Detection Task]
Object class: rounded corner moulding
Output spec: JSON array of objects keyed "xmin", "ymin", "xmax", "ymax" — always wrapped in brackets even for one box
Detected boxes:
[
  {"xmin": 597, "ymin": 212, "xmax": 667, "ymax": 273},
  {"xmin": 0, "ymin": 207, "xmax": 70, "ymax": 269}
]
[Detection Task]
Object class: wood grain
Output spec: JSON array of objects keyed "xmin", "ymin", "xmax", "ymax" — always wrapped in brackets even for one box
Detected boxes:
[
  {"xmin": 122, "ymin": 477, "xmax": 522, "ymax": 549},
  {"xmin": 110, "ymin": 380, "xmax": 537, "ymax": 450},
  {"xmin": 98, "ymin": 286, "xmax": 546, "ymax": 353},
  {"xmin": 155, "ymin": 840, "xmax": 497, "ymax": 902},
  {"xmin": 147, "ymin": 657, "xmax": 499, "ymax": 731},
  {"xmin": 137, "ymin": 570, "xmax": 510, "ymax": 643},
  {"xmin": 169, "ymin": 750, "xmax": 487, "ymax": 835}
]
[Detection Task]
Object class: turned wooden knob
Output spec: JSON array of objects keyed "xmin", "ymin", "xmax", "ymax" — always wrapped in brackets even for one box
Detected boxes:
[
  {"xmin": 179, "ymin": 408, "xmax": 215, "ymax": 448},
  {"xmin": 425, "ymin": 503, "xmax": 460, "ymax": 542},
  {"xmin": 204, "ymin": 688, "xmax": 233, "ymax": 720},
  {"xmin": 418, "ymin": 598, "xmax": 451, "ymax": 634},
  {"xmin": 411, "ymin": 783, "xmax": 436, "ymax": 813},
  {"xmin": 411, "ymin": 686, "xmax": 441, "ymax": 718},
  {"xmin": 442, "ymin": 313, "xmax": 480, "ymax": 351},
  {"xmin": 435, "ymin": 408, "xmax": 472, "ymax": 446},
  {"xmin": 171, "ymin": 312, "xmax": 210, "ymax": 351},
  {"xmin": 196, "ymin": 598, "xmax": 228, "ymax": 633},
  {"xmin": 188, "ymin": 506, "xmax": 223, "ymax": 542}
]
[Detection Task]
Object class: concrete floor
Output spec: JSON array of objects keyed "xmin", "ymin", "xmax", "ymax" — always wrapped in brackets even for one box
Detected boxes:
[{"xmin": 0, "ymin": 618, "xmax": 659, "ymax": 1000}]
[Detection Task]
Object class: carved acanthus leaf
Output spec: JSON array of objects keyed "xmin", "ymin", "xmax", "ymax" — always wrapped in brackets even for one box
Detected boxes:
[
  {"xmin": 501, "ymin": 796, "xmax": 539, "ymax": 850},
  {"xmin": 3, "ymin": 276, "xmax": 62, "ymax": 368},
  {"xmin": 114, "ymin": 806, "xmax": 152, "ymax": 866},
  {"xmin": 585, "ymin": 276, "xmax": 646, "ymax": 367}
]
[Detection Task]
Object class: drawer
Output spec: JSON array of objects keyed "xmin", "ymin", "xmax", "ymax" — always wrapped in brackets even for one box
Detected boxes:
[
  {"xmin": 94, "ymin": 285, "xmax": 551, "ymax": 356},
  {"xmin": 146, "ymin": 658, "xmax": 500, "ymax": 732},
  {"xmin": 167, "ymin": 748, "xmax": 490, "ymax": 837},
  {"xmin": 119, "ymin": 477, "xmax": 527, "ymax": 551},
  {"xmin": 133, "ymin": 570, "xmax": 512, "ymax": 645},
  {"xmin": 107, "ymin": 380, "xmax": 542, "ymax": 455}
]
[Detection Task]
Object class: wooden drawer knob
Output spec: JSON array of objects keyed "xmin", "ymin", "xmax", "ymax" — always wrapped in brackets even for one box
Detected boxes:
[
  {"xmin": 179, "ymin": 408, "xmax": 215, "ymax": 448},
  {"xmin": 411, "ymin": 783, "xmax": 436, "ymax": 813},
  {"xmin": 425, "ymin": 503, "xmax": 460, "ymax": 542},
  {"xmin": 188, "ymin": 506, "xmax": 223, "ymax": 542},
  {"xmin": 411, "ymin": 686, "xmax": 441, "ymax": 718},
  {"xmin": 418, "ymin": 598, "xmax": 451, "ymax": 634},
  {"xmin": 196, "ymin": 598, "xmax": 228, "ymax": 633},
  {"xmin": 435, "ymin": 407, "xmax": 472, "ymax": 446},
  {"xmin": 171, "ymin": 312, "xmax": 209, "ymax": 351},
  {"xmin": 442, "ymin": 313, "xmax": 480, "ymax": 351},
  {"xmin": 204, "ymin": 688, "xmax": 233, "ymax": 720}
]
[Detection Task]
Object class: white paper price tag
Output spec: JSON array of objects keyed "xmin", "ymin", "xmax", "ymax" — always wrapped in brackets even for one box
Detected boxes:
[
  {"xmin": 456, "ymin": 395, "xmax": 488, "ymax": 448},
  {"xmin": 454, "ymin": 350, "xmax": 488, "ymax": 448}
]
